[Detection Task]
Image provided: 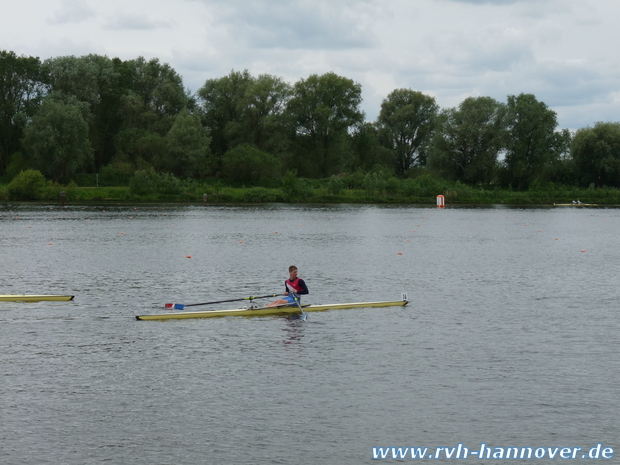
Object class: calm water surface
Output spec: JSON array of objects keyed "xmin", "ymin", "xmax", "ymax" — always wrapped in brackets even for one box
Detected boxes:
[{"xmin": 1, "ymin": 203, "xmax": 619, "ymax": 464}]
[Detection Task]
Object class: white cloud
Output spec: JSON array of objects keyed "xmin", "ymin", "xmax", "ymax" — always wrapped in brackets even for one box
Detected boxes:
[
  {"xmin": 1, "ymin": 0, "xmax": 620, "ymax": 130},
  {"xmin": 49, "ymin": 0, "xmax": 96, "ymax": 24}
]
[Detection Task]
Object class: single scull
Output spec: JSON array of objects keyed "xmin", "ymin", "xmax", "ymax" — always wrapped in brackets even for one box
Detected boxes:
[
  {"xmin": 0, "ymin": 295, "xmax": 75, "ymax": 302},
  {"xmin": 136, "ymin": 299, "xmax": 408, "ymax": 321}
]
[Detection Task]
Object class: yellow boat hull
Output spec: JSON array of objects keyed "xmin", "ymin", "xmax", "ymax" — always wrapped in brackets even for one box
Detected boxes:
[
  {"xmin": 136, "ymin": 300, "xmax": 408, "ymax": 321},
  {"xmin": 0, "ymin": 295, "xmax": 75, "ymax": 302},
  {"xmin": 553, "ymin": 203, "xmax": 597, "ymax": 206}
]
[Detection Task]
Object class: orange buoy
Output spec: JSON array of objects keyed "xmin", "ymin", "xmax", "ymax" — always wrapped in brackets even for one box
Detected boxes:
[
  {"xmin": 581, "ymin": 250, "xmax": 586, "ymax": 253},
  {"xmin": 437, "ymin": 194, "xmax": 445, "ymax": 208},
  {"xmin": 186, "ymin": 255, "xmax": 192, "ymax": 258},
  {"xmin": 397, "ymin": 252, "xmax": 403, "ymax": 255}
]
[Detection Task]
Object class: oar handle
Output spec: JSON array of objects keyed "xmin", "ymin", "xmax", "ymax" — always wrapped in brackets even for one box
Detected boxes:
[{"xmin": 286, "ymin": 284, "xmax": 306, "ymax": 318}]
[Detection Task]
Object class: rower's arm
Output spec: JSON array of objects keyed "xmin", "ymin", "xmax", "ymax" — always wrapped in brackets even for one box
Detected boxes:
[{"xmin": 297, "ymin": 279, "xmax": 309, "ymax": 295}]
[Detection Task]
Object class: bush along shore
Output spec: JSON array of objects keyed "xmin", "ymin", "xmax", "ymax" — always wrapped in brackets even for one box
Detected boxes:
[{"xmin": 1, "ymin": 169, "xmax": 620, "ymax": 206}]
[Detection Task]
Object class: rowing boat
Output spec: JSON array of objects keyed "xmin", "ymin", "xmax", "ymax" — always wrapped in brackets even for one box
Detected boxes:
[
  {"xmin": 553, "ymin": 203, "xmax": 598, "ymax": 206},
  {"xmin": 136, "ymin": 299, "xmax": 408, "ymax": 321},
  {"xmin": 0, "ymin": 295, "xmax": 75, "ymax": 302}
]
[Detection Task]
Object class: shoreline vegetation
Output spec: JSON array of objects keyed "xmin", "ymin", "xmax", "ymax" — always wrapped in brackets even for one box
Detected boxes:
[
  {"xmin": 2, "ymin": 169, "xmax": 619, "ymax": 206},
  {"xmin": 4, "ymin": 51, "xmax": 620, "ymax": 209}
]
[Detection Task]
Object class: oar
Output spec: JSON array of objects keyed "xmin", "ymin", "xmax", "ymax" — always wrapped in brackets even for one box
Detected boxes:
[
  {"xmin": 165, "ymin": 294, "xmax": 279, "ymax": 310},
  {"xmin": 287, "ymin": 283, "xmax": 306, "ymax": 320}
]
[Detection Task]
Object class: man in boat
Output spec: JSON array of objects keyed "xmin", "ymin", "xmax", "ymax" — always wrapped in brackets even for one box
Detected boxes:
[{"xmin": 266, "ymin": 265, "xmax": 309, "ymax": 307}]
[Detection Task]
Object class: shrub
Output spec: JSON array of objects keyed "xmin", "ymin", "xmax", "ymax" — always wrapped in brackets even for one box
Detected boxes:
[
  {"xmin": 241, "ymin": 187, "xmax": 280, "ymax": 202},
  {"xmin": 129, "ymin": 169, "xmax": 157, "ymax": 196},
  {"xmin": 7, "ymin": 170, "xmax": 47, "ymax": 200},
  {"xmin": 221, "ymin": 144, "xmax": 280, "ymax": 183},
  {"xmin": 281, "ymin": 170, "xmax": 312, "ymax": 200},
  {"xmin": 128, "ymin": 169, "xmax": 186, "ymax": 197},
  {"xmin": 402, "ymin": 174, "xmax": 446, "ymax": 198},
  {"xmin": 327, "ymin": 175, "xmax": 344, "ymax": 195}
]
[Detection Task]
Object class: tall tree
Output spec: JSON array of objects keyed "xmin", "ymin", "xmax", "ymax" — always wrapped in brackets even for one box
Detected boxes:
[
  {"xmin": 120, "ymin": 57, "xmax": 188, "ymax": 135},
  {"xmin": 503, "ymin": 93, "xmax": 570, "ymax": 190},
  {"xmin": 377, "ymin": 89, "xmax": 438, "ymax": 176},
  {"xmin": 111, "ymin": 57, "xmax": 188, "ymax": 171},
  {"xmin": 349, "ymin": 122, "xmax": 393, "ymax": 172},
  {"xmin": 164, "ymin": 109, "xmax": 212, "ymax": 177},
  {"xmin": 21, "ymin": 93, "xmax": 93, "ymax": 182},
  {"xmin": 0, "ymin": 50, "xmax": 46, "ymax": 175},
  {"xmin": 571, "ymin": 122, "xmax": 620, "ymax": 188},
  {"xmin": 44, "ymin": 54, "xmax": 122, "ymax": 171},
  {"xmin": 228, "ymin": 73, "xmax": 292, "ymax": 155},
  {"xmin": 197, "ymin": 69, "xmax": 253, "ymax": 167},
  {"xmin": 287, "ymin": 72, "xmax": 363, "ymax": 177},
  {"xmin": 428, "ymin": 96, "xmax": 506, "ymax": 184}
]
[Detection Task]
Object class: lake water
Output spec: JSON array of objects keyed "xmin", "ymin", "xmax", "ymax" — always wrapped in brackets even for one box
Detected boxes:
[{"xmin": 1, "ymin": 203, "xmax": 619, "ymax": 464}]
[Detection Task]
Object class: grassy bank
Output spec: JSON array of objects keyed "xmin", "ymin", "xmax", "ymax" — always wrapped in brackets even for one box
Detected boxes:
[{"xmin": 2, "ymin": 179, "xmax": 620, "ymax": 205}]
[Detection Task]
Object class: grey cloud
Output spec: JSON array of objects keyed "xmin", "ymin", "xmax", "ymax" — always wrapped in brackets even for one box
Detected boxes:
[
  {"xmin": 49, "ymin": 0, "xmax": 95, "ymax": 24},
  {"xmin": 443, "ymin": 0, "xmax": 540, "ymax": 4},
  {"xmin": 197, "ymin": 0, "xmax": 381, "ymax": 49},
  {"xmin": 103, "ymin": 12, "xmax": 174, "ymax": 31}
]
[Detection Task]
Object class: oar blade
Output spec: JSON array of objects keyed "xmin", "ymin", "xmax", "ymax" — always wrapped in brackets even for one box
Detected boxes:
[{"xmin": 164, "ymin": 303, "xmax": 186, "ymax": 310}]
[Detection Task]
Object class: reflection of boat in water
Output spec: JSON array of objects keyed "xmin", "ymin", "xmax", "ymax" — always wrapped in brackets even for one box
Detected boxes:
[
  {"xmin": 136, "ymin": 299, "xmax": 409, "ymax": 321},
  {"xmin": 0, "ymin": 295, "xmax": 75, "ymax": 302}
]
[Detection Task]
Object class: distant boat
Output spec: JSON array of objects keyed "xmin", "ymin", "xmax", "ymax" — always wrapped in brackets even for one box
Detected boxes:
[
  {"xmin": 0, "ymin": 295, "xmax": 75, "ymax": 302},
  {"xmin": 553, "ymin": 203, "xmax": 598, "ymax": 207}
]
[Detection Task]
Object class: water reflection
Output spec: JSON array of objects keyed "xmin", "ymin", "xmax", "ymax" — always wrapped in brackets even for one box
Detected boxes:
[{"xmin": 281, "ymin": 315, "xmax": 305, "ymax": 348}]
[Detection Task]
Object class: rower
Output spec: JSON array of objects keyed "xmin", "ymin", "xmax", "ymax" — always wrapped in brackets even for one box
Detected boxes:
[{"xmin": 266, "ymin": 265, "xmax": 309, "ymax": 307}]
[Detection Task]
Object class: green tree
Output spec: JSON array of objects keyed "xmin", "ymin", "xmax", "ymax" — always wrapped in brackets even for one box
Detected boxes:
[
  {"xmin": 44, "ymin": 54, "xmax": 123, "ymax": 171},
  {"xmin": 377, "ymin": 89, "xmax": 439, "ymax": 176},
  {"xmin": 428, "ymin": 96, "xmax": 506, "ymax": 184},
  {"xmin": 197, "ymin": 69, "xmax": 254, "ymax": 165},
  {"xmin": 0, "ymin": 50, "xmax": 46, "ymax": 175},
  {"xmin": 228, "ymin": 73, "xmax": 292, "ymax": 154},
  {"xmin": 114, "ymin": 127, "xmax": 164, "ymax": 171},
  {"xmin": 287, "ymin": 72, "xmax": 364, "ymax": 177},
  {"xmin": 221, "ymin": 143, "xmax": 280, "ymax": 183},
  {"xmin": 571, "ymin": 122, "xmax": 620, "ymax": 187},
  {"xmin": 349, "ymin": 122, "xmax": 393, "ymax": 172},
  {"xmin": 164, "ymin": 109, "xmax": 211, "ymax": 177},
  {"xmin": 21, "ymin": 94, "xmax": 93, "ymax": 182},
  {"xmin": 503, "ymin": 93, "xmax": 570, "ymax": 190},
  {"xmin": 120, "ymin": 57, "xmax": 188, "ymax": 135}
]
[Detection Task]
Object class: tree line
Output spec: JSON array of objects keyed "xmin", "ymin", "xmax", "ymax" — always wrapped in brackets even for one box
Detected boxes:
[{"xmin": 2, "ymin": 49, "xmax": 620, "ymax": 190}]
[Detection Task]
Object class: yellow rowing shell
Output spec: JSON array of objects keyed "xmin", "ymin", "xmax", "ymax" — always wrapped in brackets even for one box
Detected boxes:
[
  {"xmin": 0, "ymin": 295, "xmax": 75, "ymax": 302},
  {"xmin": 136, "ymin": 300, "xmax": 408, "ymax": 321},
  {"xmin": 553, "ymin": 203, "xmax": 597, "ymax": 206}
]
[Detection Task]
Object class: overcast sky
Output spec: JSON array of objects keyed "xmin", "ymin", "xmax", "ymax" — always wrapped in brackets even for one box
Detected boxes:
[{"xmin": 2, "ymin": 0, "xmax": 619, "ymax": 130}]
